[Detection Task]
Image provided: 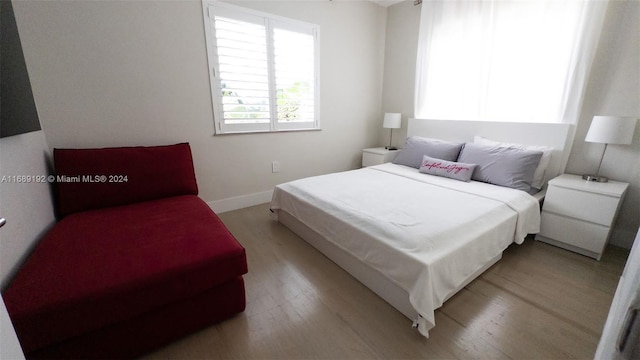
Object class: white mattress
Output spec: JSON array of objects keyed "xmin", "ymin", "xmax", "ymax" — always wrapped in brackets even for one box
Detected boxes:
[{"xmin": 270, "ymin": 163, "xmax": 541, "ymax": 336}]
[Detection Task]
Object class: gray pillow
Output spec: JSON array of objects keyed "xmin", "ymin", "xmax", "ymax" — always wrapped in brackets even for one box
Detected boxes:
[
  {"xmin": 457, "ymin": 143, "xmax": 543, "ymax": 193},
  {"xmin": 393, "ymin": 136, "xmax": 464, "ymax": 168},
  {"xmin": 419, "ymin": 155, "xmax": 477, "ymax": 182}
]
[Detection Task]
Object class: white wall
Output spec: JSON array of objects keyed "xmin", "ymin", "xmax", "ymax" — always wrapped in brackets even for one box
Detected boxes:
[
  {"xmin": 380, "ymin": 0, "xmax": 420, "ymax": 147},
  {"xmin": 382, "ymin": 0, "xmax": 640, "ymax": 248},
  {"xmin": 12, "ymin": 0, "xmax": 386, "ymax": 210},
  {"xmin": 0, "ymin": 131, "xmax": 56, "ymax": 287},
  {"xmin": 565, "ymin": 0, "xmax": 640, "ymax": 248},
  {"xmin": 1, "ymin": 295, "xmax": 25, "ymax": 359},
  {"xmin": 0, "ymin": 130, "xmax": 53, "ymax": 359}
]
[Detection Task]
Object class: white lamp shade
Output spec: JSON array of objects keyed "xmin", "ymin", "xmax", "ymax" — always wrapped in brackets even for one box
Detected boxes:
[
  {"xmin": 585, "ymin": 116, "xmax": 637, "ymax": 145},
  {"xmin": 383, "ymin": 113, "xmax": 402, "ymax": 129}
]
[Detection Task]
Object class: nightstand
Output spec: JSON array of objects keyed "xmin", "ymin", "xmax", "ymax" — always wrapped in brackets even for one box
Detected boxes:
[
  {"xmin": 535, "ymin": 174, "xmax": 628, "ymax": 260},
  {"xmin": 362, "ymin": 147, "xmax": 399, "ymax": 167}
]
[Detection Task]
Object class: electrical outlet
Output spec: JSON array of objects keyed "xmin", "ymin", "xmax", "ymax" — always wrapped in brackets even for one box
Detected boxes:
[{"xmin": 272, "ymin": 161, "xmax": 281, "ymax": 173}]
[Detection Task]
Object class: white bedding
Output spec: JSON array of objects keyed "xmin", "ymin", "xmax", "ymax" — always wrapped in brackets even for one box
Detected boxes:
[{"xmin": 270, "ymin": 163, "xmax": 541, "ymax": 337}]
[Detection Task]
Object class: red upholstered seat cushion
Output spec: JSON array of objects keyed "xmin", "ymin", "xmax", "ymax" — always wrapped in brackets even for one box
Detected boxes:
[
  {"xmin": 3, "ymin": 195, "xmax": 247, "ymax": 354},
  {"xmin": 54, "ymin": 143, "xmax": 198, "ymax": 217}
]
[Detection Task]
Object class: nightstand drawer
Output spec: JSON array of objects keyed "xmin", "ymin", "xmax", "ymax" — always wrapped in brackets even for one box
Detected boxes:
[
  {"xmin": 540, "ymin": 212, "xmax": 610, "ymax": 254},
  {"xmin": 362, "ymin": 148, "xmax": 399, "ymax": 167},
  {"xmin": 362, "ymin": 152, "xmax": 382, "ymax": 167},
  {"xmin": 544, "ymin": 186, "xmax": 619, "ymax": 226}
]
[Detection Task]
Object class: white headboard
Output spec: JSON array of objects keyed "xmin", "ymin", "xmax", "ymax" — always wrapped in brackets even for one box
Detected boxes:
[{"xmin": 407, "ymin": 118, "xmax": 573, "ymax": 186}]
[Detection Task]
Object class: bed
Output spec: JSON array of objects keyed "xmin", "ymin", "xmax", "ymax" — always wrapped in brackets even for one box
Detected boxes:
[{"xmin": 270, "ymin": 118, "xmax": 572, "ymax": 337}]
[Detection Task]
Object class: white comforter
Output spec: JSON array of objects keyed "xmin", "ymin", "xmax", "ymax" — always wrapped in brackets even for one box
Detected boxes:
[{"xmin": 270, "ymin": 163, "xmax": 540, "ymax": 337}]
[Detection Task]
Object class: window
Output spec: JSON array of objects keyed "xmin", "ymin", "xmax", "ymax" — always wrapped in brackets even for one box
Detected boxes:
[
  {"xmin": 203, "ymin": 2, "xmax": 320, "ymax": 134},
  {"xmin": 414, "ymin": 0, "xmax": 607, "ymax": 123}
]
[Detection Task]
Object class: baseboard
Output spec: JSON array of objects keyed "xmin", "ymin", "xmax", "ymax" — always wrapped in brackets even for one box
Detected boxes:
[{"xmin": 207, "ymin": 190, "xmax": 274, "ymax": 214}]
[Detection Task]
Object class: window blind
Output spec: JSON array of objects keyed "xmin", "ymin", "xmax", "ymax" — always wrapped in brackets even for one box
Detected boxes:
[
  {"xmin": 214, "ymin": 16, "xmax": 270, "ymax": 125},
  {"xmin": 205, "ymin": 3, "xmax": 320, "ymax": 134}
]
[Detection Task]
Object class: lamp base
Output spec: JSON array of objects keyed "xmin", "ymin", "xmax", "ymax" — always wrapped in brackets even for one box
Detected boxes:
[
  {"xmin": 385, "ymin": 146, "xmax": 398, "ymax": 151},
  {"xmin": 582, "ymin": 174, "xmax": 609, "ymax": 183}
]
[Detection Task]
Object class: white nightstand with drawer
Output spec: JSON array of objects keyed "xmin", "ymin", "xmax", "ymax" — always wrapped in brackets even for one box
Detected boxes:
[
  {"xmin": 535, "ymin": 174, "xmax": 628, "ymax": 260},
  {"xmin": 362, "ymin": 147, "xmax": 399, "ymax": 167}
]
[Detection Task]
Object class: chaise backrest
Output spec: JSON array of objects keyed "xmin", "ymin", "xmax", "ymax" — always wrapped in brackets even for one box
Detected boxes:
[{"xmin": 54, "ymin": 143, "xmax": 198, "ymax": 217}]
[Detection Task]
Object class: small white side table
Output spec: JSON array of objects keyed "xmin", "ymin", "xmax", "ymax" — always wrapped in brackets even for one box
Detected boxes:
[
  {"xmin": 362, "ymin": 147, "xmax": 399, "ymax": 167},
  {"xmin": 535, "ymin": 174, "xmax": 628, "ymax": 260}
]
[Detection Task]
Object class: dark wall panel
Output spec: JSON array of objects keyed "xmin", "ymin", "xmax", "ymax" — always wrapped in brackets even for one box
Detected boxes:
[{"xmin": 1, "ymin": 0, "xmax": 42, "ymax": 138}]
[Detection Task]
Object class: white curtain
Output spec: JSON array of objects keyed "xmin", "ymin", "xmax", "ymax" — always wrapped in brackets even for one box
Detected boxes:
[{"xmin": 414, "ymin": 0, "xmax": 608, "ymax": 123}]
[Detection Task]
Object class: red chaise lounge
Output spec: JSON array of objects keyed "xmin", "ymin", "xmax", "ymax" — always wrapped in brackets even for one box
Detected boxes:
[{"xmin": 3, "ymin": 143, "xmax": 248, "ymax": 359}]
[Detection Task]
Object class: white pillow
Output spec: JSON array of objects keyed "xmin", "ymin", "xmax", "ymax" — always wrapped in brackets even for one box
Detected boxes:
[{"xmin": 473, "ymin": 136, "xmax": 552, "ymax": 190}]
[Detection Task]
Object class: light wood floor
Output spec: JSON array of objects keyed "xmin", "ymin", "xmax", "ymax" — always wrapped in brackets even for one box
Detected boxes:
[{"xmin": 143, "ymin": 203, "xmax": 628, "ymax": 359}]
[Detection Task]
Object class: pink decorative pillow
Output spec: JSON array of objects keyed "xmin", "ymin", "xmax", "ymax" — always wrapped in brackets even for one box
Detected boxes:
[
  {"xmin": 419, "ymin": 155, "xmax": 477, "ymax": 182},
  {"xmin": 54, "ymin": 143, "xmax": 198, "ymax": 217}
]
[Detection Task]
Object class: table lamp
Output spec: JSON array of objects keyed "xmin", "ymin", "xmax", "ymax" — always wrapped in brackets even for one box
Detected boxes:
[
  {"xmin": 582, "ymin": 115, "xmax": 637, "ymax": 182},
  {"xmin": 383, "ymin": 113, "xmax": 401, "ymax": 150}
]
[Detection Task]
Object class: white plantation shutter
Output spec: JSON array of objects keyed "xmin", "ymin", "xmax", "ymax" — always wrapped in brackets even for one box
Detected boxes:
[
  {"xmin": 204, "ymin": 3, "xmax": 320, "ymax": 134},
  {"xmin": 215, "ymin": 16, "xmax": 270, "ymax": 125}
]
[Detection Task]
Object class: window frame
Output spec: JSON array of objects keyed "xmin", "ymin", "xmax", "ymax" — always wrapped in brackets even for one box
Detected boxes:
[{"xmin": 202, "ymin": 1, "xmax": 321, "ymax": 135}]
